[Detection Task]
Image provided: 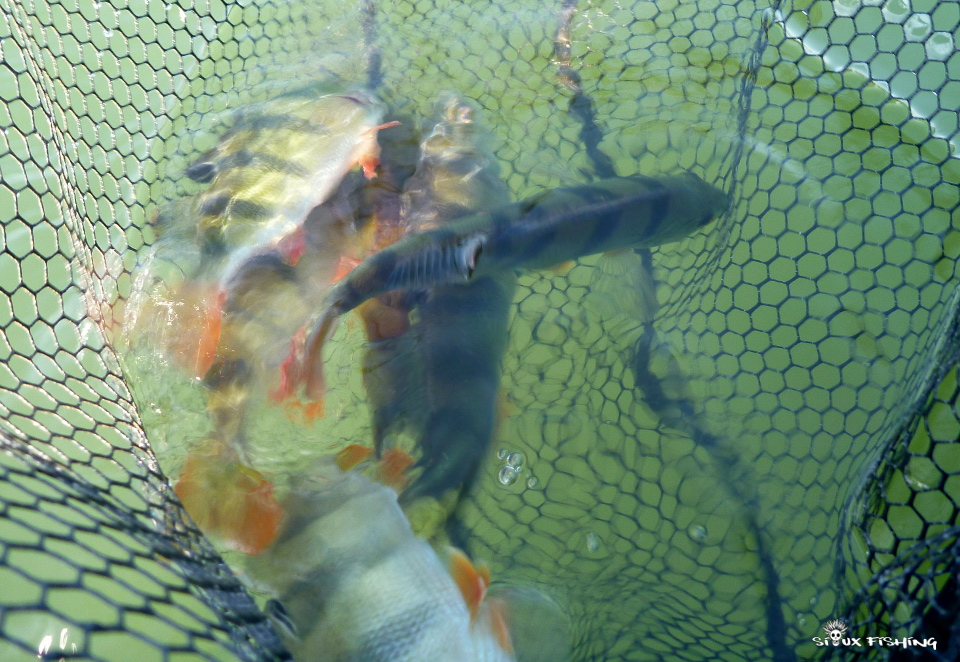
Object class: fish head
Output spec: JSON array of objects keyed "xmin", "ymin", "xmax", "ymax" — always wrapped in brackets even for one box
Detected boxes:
[{"xmin": 402, "ymin": 94, "xmax": 508, "ymax": 229}]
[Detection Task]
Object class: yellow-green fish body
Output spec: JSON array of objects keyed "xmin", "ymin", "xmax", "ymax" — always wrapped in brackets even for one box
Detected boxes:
[{"xmin": 185, "ymin": 90, "xmax": 391, "ymax": 277}]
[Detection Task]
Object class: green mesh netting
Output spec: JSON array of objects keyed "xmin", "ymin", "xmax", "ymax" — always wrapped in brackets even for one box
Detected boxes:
[{"xmin": 1, "ymin": 0, "xmax": 959, "ymax": 660}]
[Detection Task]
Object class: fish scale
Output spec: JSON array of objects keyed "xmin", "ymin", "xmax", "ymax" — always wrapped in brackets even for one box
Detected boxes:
[{"xmin": 244, "ymin": 456, "xmax": 516, "ymax": 662}]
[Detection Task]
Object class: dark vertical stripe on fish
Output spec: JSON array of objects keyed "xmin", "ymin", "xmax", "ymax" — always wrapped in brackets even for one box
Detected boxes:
[
  {"xmin": 218, "ymin": 150, "xmax": 310, "ymax": 177},
  {"xmin": 516, "ymin": 226, "xmax": 559, "ymax": 265},
  {"xmin": 199, "ymin": 195, "xmax": 271, "ymax": 222},
  {"xmin": 227, "ymin": 199, "xmax": 273, "ymax": 221},
  {"xmin": 199, "ymin": 194, "xmax": 232, "ymax": 217},
  {"xmin": 580, "ymin": 193, "xmax": 627, "ymax": 255},
  {"xmin": 642, "ymin": 178, "xmax": 671, "ymax": 241}
]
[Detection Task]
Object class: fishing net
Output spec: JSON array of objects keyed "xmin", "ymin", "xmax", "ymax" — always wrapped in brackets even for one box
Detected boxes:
[{"xmin": 1, "ymin": 0, "xmax": 958, "ymax": 659}]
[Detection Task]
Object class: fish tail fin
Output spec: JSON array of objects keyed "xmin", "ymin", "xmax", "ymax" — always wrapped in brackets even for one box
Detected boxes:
[
  {"xmin": 446, "ymin": 547, "xmax": 490, "ymax": 620},
  {"xmin": 162, "ymin": 282, "xmax": 225, "ymax": 378},
  {"xmin": 399, "ymin": 406, "xmax": 489, "ymax": 506},
  {"xmin": 582, "ymin": 250, "xmax": 658, "ymax": 324},
  {"xmin": 270, "ymin": 326, "xmax": 327, "ymax": 421},
  {"xmin": 335, "ymin": 443, "xmax": 374, "ymax": 471},
  {"xmin": 374, "ymin": 448, "xmax": 415, "ymax": 491},
  {"xmin": 174, "ymin": 438, "xmax": 283, "ymax": 555}
]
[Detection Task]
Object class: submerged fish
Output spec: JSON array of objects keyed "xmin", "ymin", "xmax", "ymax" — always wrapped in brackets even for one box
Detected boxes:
[
  {"xmin": 150, "ymin": 89, "xmax": 397, "ymax": 379},
  {"xmin": 299, "ymin": 171, "xmax": 729, "ymax": 400},
  {"xmin": 179, "ymin": 90, "xmax": 393, "ymax": 267},
  {"xmin": 243, "ymin": 451, "xmax": 516, "ymax": 662},
  {"xmin": 173, "ymin": 437, "xmax": 283, "ymax": 555},
  {"xmin": 358, "ymin": 95, "xmax": 515, "ymax": 506}
]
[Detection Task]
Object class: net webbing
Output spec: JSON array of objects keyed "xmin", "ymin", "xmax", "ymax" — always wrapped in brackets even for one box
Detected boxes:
[{"xmin": 0, "ymin": 0, "xmax": 958, "ymax": 660}]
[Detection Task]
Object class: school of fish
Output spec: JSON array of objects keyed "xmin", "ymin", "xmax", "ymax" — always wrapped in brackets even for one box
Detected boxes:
[{"xmin": 128, "ymin": 85, "xmax": 729, "ymax": 661}]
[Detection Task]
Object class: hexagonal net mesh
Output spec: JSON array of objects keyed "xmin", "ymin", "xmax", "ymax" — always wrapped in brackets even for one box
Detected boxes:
[{"xmin": 0, "ymin": 0, "xmax": 958, "ymax": 660}]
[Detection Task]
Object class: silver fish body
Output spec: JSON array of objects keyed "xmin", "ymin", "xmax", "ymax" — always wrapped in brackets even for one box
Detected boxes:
[{"xmin": 244, "ymin": 458, "xmax": 515, "ymax": 662}]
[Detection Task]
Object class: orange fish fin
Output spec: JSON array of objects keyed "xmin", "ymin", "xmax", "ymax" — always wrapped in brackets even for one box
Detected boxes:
[
  {"xmin": 164, "ymin": 284, "xmax": 225, "ymax": 378},
  {"xmin": 304, "ymin": 309, "xmax": 339, "ymax": 402},
  {"xmin": 174, "ymin": 442, "xmax": 282, "ymax": 554},
  {"xmin": 357, "ymin": 121, "xmax": 401, "ymax": 178},
  {"xmin": 276, "ymin": 226, "xmax": 307, "ymax": 266},
  {"xmin": 232, "ymin": 469, "xmax": 284, "ymax": 555},
  {"xmin": 546, "ymin": 260, "xmax": 575, "ymax": 275},
  {"xmin": 356, "ymin": 298, "xmax": 410, "ymax": 341},
  {"xmin": 375, "ymin": 448, "xmax": 414, "ymax": 490},
  {"xmin": 447, "ymin": 547, "xmax": 489, "ymax": 620},
  {"xmin": 336, "ymin": 444, "xmax": 374, "ymax": 472},
  {"xmin": 486, "ymin": 598, "xmax": 514, "ymax": 656},
  {"xmin": 333, "ymin": 255, "xmax": 363, "ymax": 283},
  {"xmin": 281, "ymin": 398, "xmax": 325, "ymax": 424},
  {"xmin": 270, "ymin": 329, "xmax": 326, "ymax": 422},
  {"xmin": 270, "ymin": 329, "xmax": 305, "ymax": 402}
]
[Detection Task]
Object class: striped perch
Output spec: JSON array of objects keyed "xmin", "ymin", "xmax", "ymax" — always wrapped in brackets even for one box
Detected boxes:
[
  {"xmin": 300, "ymin": 171, "xmax": 729, "ymax": 399},
  {"xmin": 244, "ymin": 453, "xmax": 516, "ymax": 662},
  {"xmin": 358, "ymin": 94, "xmax": 515, "ymax": 506}
]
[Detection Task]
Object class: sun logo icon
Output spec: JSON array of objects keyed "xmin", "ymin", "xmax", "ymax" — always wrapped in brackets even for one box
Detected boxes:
[{"xmin": 823, "ymin": 619, "xmax": 847, "ymax": 646}]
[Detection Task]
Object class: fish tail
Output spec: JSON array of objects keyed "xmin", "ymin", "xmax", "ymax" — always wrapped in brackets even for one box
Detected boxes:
[
  {"xmin": 174, "ymin": 438, "xmax": 283, "ymax": 555},
  {"xmin": 399, "ymin": 406, "xmax": 491, "ymax": 505},
  {"xmin": 165, "ymin": 282, "xmax": 226, "ymax": 378},
  {"xmin": 303, "ymin": 306, "xmax": 340, "ymax": 401},
  {"xmin": 335, "ymin": 443, "xmax": 374, "ymax": 471},
  {"xmin": 270, "ymin": 327, "xmax": 326, "ymax": 421}
]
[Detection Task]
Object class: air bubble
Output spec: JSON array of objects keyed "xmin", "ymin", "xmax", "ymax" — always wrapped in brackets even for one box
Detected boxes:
[
  {"xmin": 506, "ymin": 452, "xmax": 524, "ymax": 468},
  {"xmin": 499, "ymin": 466, "xmax": 519, "ymax": 486},
  {"xmin": 497, "ymin": 448, "xmax": 507, "ymax": 460},
  {"xmin": 526, "ymin": 476, "xmax": 538, "ymax": 489},
  {"xmin": 585, "ymin": 531, "xmax": 601, "ymax": 553},
  {"xmin": 688, "ymin": 524, "xmax": 708, "ymax": 541}
]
